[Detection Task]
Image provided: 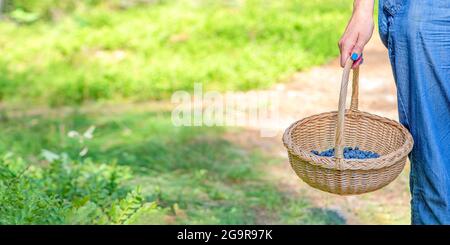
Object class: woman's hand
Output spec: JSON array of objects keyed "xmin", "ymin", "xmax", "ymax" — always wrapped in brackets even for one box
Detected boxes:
[{"xmin": 339, "ymin": 0, "xmax": 375, "ymax": 68}]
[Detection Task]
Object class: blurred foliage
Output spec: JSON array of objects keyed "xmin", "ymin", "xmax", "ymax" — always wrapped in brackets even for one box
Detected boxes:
[{"xmin": 0, "ymin": 0, "xmax": 351, "ymax": 106}]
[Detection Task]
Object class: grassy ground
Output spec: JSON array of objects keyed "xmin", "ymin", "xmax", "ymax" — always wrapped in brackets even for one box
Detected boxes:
[
  {"xmin": 0, "ymin": 104, "xmax": 345, "ymax": 224},
  {"xmin": 0, "ymin": 0, "xmax": 355, "ymax": 224},
  {"xmin": 0, "ymin": 0, "xmax": 351, "ymax": 106}
]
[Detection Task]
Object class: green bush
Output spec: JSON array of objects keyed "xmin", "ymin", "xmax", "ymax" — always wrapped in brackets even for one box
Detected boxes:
[
  {"xmin": 0, "ymin": 153, "xmax": 163, "ymax": 224},
  {"xmin": 0, "ymin": 156, "xmax": 68, "ymax": 224}
]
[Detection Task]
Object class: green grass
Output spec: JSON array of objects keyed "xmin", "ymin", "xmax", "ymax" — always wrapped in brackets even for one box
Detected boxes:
[
  {"xmin": 0, "ymin": 104, "xmax": 346, "ymax": 224},
  {"xmin": 0, "ymin": 0, "xmax": 353, "ymax": 224},
  {"xmin": 0, "ymin": 0, "xmax": 351, "ymax": 106}
]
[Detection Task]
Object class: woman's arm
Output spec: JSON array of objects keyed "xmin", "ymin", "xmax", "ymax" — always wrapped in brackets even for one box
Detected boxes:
[{"xmin": 338, "ymin": 0, "xmax": 374, "ymax": 67}]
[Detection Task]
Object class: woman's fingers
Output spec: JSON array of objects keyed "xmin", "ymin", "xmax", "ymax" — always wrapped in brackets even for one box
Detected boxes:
[
  {"xmin": 339, "ymin": 36, "xmax": 357, "ymax": 67},
  {"xmin": 339, "ymin": 36, "xmax": 365, "ymax": 68},
  {"xmin": 352, "ymin": 53, "xmax": 363, "ymax": 68},
  {"xmin": 350, "ymin": 38, "xmax": 365, "ymax": 68}
]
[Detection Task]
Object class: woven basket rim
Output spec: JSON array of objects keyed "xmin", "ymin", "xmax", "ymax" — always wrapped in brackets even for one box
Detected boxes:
[{"xmin": 282, "ymin": 110, "xmax": 414, "ymax": 171}]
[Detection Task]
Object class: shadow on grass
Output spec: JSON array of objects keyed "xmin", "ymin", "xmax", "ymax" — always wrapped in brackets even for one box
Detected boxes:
[{"xmin": 307, "ymin": 208, "xmax": 346, "ymax": 225}]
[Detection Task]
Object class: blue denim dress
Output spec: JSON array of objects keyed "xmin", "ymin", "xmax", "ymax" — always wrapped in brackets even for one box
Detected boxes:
[{"xmin": 378, "ymin": 0, "xmax": 450, "ymax": 224}]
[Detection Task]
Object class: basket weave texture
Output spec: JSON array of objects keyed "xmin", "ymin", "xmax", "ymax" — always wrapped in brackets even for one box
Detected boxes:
[{"xmin": 282, "ymin": 60, "xmax": 414, "ymax": 195}]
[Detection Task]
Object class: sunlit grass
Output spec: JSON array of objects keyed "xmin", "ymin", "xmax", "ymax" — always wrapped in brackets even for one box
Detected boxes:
[{"xmin": 0, "ymin": 0, "xmax": 351, "ymax": 106}]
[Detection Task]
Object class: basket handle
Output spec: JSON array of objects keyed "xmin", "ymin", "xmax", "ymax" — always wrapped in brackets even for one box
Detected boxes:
[{"xmin": 334, "ymin": 58, "xmax": 359, "ymax": 163}]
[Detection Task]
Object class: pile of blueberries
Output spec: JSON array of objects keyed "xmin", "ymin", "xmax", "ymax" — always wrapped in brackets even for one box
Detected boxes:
[{"xmin": 311, "ymin": 146, "xmax": 380, "ymax": 159}]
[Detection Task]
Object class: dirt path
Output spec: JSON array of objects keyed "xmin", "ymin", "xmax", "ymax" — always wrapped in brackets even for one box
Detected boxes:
[{"xmin": 225, "ymin": 32, "xmax": 411, "ymax": 224}]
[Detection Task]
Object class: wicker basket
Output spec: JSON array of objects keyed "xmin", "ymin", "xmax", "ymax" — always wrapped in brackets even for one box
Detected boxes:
[{"xmin": 282, "ymin": 59, "xmax": 414, "ymax": 195}]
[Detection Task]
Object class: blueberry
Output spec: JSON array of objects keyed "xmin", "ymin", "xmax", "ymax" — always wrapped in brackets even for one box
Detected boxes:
[
  {"xmin": 311, "ymin": 150, "xmax": 319, "ymax": 155},
  {"xmin": 311, "ymin": 147, "xmax": 379, "ymax": 159}
]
